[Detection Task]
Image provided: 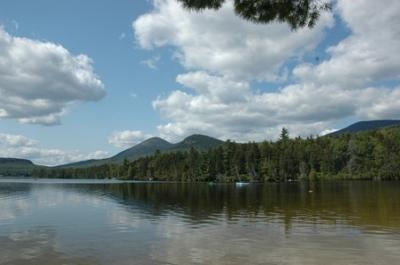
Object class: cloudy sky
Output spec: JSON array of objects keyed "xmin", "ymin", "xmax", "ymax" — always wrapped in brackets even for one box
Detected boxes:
[{"xmin": 1, "ymin": 0, "xmax": 399, "ymax": 165}]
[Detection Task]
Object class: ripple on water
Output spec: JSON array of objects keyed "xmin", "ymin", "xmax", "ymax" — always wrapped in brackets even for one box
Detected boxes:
[{"xmin": 0, "ymin": 180, "xmax": 400, "ymax": 265}]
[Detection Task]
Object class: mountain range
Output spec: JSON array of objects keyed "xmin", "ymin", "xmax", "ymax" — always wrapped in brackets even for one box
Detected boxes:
[
  {"xmin": 59, "ymin": 134, "xmax": 224, "ymax": 168},
  {"xmin": 328, "ymin": 120, "xmax": 400, "ymax": 136},
  {"xmin": 1, "ymin": 120, "xmax": 399, "ymax": 176},
  {"xmin": 0, "ymin": 158, "xmax": 37, "ymax": 177}
]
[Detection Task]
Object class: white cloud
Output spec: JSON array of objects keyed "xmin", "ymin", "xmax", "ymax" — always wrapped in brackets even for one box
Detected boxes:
[
  {"xmin": 292, "ymin": 0, "xmax": 400, "ymax": 120},
  {"xmin": 108, "ymin": 130, "xmax": 151, "ymax": 148},
  {"xmin": 0, "ymin": 133, "xmax": 36, "ymax": 147},
  {"xmin": 294, "ymin": 0, "xmax": 400, "ymax": 88},
  {"xmin": 133, "ymin": 0, "xmax": 333, "ymax": 81},
  {"xmin": 0, "ymin": 27, "xmax": 105, "ymax": 125},
  {"xmin": 319, "ymin": 128, "xmax": 338, "ymax": 136},
  {"xmin": 136, "ymin": 0, "xmax": 400, "ymax": 141},
  {"xmin": 176, "ymin": 71, "xmax": 250, "ymax": 103},
  {"xmin": 154, "ymin": 75, "xmax": 400, "ymax": 142},
  {"xmin": 141, "ymin": 55, "xmax": 160, "ymax": 69},
  {"xmin": 153, "ymin": 74, "xmax": 355, "ymax": 141},
  {"xmin": 0, "ymin": 132, "xmax": 108, "ymax": 166}
]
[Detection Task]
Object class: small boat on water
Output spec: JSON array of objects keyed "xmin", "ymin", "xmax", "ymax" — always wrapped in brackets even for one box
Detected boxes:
[{"xmin": 235, "ymin": 182, "xmax": 249, "ymax": 187}]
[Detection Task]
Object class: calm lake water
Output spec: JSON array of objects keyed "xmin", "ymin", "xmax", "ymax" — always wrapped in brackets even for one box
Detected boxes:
[{"xmin": 0, "ymin": 179, "xmax": 399, "ymax": 265}]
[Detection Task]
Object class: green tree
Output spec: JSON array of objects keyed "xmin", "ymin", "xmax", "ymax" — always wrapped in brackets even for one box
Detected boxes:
[
  {"xmin": 177, "ymin": 0, "xmax": 332, "ymax": 29},
  {"xmin": 280, "ymin": 127, "xmax": 289, "ymax": 141},
  {"xmin": 32, "ymin": 125, "xmax": 400, "ymax": 182}
]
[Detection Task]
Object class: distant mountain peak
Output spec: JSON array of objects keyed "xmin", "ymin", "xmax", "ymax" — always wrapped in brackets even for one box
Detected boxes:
[
  {"xmin": 328, "ymin": 119, "xmax": 400, "ymax": 136},
  {"xmin": 139, "ymin": 137, "xmax": 171, "ymax": 145},
  {"xmin": 145, "ymin": 136, "xmax": 167, "ymax": 141},
  {"xmin": 183, "ymin": 134, "xmax": 218, "ymax": 142},
  {"xmin": 0, "ymin": 158, "xmax": 34, "ymax": 165},
  {"xmin": 57, "ymin": 134, "xmax": 224, "ymax": 168}
]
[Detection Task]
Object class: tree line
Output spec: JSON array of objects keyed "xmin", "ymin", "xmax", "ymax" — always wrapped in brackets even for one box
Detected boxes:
[{"xmin": 33, "ymin": 126, "xmax": 400, "ymax": 181}]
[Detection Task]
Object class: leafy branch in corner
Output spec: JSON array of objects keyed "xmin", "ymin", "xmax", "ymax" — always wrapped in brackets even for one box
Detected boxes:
[{"xmin": 177, "ymin": 0, "xmax": 332, "ymax": 29}]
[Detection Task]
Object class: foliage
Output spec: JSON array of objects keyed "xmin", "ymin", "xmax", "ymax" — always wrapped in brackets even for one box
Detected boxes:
[
  {"xmin": 0, "ymin": 158, "xmax": 36, "ymax": 177},
  {"xmin": 177, "ymin": 0, "xmax": 332, "ymax": 29},
  {"xmin": 32, "ymin": 126, "xmax": 400, "ymax": 181}
]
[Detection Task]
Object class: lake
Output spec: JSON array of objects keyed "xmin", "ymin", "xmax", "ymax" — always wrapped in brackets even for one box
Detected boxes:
[{"xmin": 0, "ymin": 179, "xmax": 399, "ymax": 265}]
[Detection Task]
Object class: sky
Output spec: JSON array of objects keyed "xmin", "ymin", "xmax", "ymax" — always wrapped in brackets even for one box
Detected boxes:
[{"xmin": 0, "ymin": 0, "xmax": 399, "ymax": 166}]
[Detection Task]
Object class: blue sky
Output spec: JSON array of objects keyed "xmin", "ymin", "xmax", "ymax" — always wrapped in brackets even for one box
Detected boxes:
[
  {"xmin": 1, "ymin": 0, "xmax": 399, "ymax": 165},
  {"xmin": 0, "ymin": 0, "xmax": 182, "ymax": 157}
]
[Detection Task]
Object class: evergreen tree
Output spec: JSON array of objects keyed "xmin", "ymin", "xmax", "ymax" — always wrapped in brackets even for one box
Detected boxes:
[
  {"xmin": 31, "ymin": 126, "xmax": 400, "ymax": 182},
  {"xmin": 177, "ymin": 0, "xmax": 331, "ymax": 29}
]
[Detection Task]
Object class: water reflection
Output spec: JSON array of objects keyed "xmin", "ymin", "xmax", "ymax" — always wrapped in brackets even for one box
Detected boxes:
[
  {"xmin": 89, "ymin": 181, "xmax": 400, "ymax": 230},
  {"xmin": 0, "ymin": 180, "xmax": 399, "ymax": 265},
  {"xmin": 0, "ymin": 228, "xmax": 97, "ymax": 265}
]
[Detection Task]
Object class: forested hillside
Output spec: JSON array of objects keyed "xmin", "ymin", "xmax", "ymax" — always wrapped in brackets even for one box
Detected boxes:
[
  {"xmin": 60, "ymin": 134, "xmax": 224, "ymax": 168},
  {"xmin": 329, "ymin": 120, "xmax": 400, "ymax": 136},
  {"xmin": 0, "ymin": 158, "xmax": 38, "ymax": 177},
  {"xmin": 33, "ymin": 126, "xmax": 400, "ymax": 181}
]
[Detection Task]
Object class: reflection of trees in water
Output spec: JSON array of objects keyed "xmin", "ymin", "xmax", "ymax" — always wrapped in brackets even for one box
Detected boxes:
[
  {"xmin": 0, "ymin": 183, "xmax": 33, "ymax": 221},
  {"xmin": 0, "ymin": 227, "xmax": 97, "ymax": 265},
  {"xmin": 0, "ymin": 183, "xmax": 32, "ymax": 199},
  {"xmin": 77, "ymin": 182, "xmax": 400, "ymax": 231}
]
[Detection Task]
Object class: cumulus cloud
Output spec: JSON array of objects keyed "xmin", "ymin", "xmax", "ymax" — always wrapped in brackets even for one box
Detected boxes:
[
  {"xmin": 134, "ymin": 0, "xmax": 333, "ymax": 81},
  {"xmin": 0, "ymin": 132, "xmax": 108, "ymax": 166},
  {"xmin": 0, "ymin": 27, "xmax": 105, "ymax": 125},
  {"xmin": 292, "ymin": 0, "xmax": 400, "ymax": 120},
  {"xmin": 319, "ymin": 128, "xmax": 338, "ymax": 136},
  {"xmin": 293, "ymin": 0, "xmax": 400, "ymax": 88},
  {"xmin": 108, "ymin": 130, "xmax": 152, "ymax": 148},
  {"xmin": 153, "ymin": 75, "xmax": 366, "ymax": 141},
  {"xmin": 0, "ymin": 133, "xmax": 36, "ymax": 147},
  {"xmin": 134, "ymin": 0, "xmax": 400, "ymax": 141},
  {"xmin": 176, "ymin": 71, "xmax": 250, "ymax": 103},
  {"xmin": 141, "ymin": 55, "xmax": 160, "ymax": 69}
]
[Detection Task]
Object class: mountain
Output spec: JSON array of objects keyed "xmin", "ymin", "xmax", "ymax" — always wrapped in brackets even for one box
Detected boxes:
[
  {"xmin": 0, "ymin": 158, "xmax": 38, "ymax": 177},
  {"xmin": 110, "ymin": 137, "xmax": 173, "ymax": 162},
  {"xmin": 0, "ymin": 158, "xmax": 34, "ymax": 166},
  {"xmin": 168, "ymin": 134, "xmax": 225, "ymax": 151},
  {"xmin": 328, "ymin": 120, "xmax": 400, "ymax": 136},
  {"xmin": 60, "ymin": 134, "xmax": 224, "ymax": 168}
]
